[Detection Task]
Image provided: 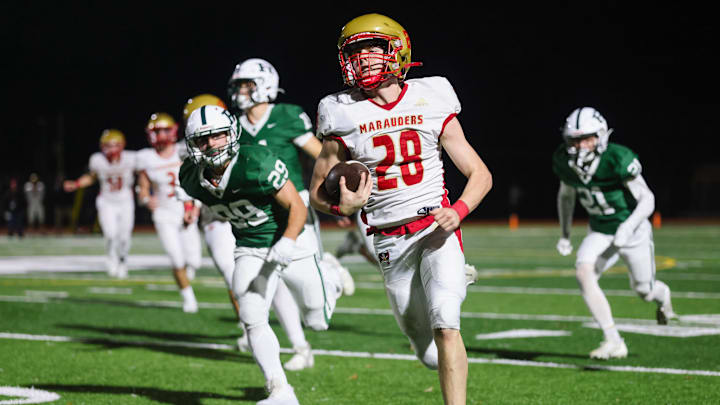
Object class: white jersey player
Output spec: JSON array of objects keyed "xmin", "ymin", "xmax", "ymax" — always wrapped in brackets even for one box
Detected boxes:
[
  {"xmin": 64, "ymin": 129, "xmax": 137, "ymax": 278},
  {"xmin": 309, "ymin": 14, "xmax": 492, "ymax": 405},
  {"xmin": 137, "ymin": 112, "xmax": 202, "ymax": 313}
]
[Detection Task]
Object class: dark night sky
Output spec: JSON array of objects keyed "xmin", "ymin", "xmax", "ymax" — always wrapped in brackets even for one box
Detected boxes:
[{"xmin": 3, "ymin": 2, "xmax": 718, "ymax": 219}]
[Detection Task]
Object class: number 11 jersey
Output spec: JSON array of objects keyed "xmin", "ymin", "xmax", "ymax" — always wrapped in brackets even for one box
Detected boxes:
[{"xmin": 316, "ymin": 76, "xmax": 462, "ymax": 229}]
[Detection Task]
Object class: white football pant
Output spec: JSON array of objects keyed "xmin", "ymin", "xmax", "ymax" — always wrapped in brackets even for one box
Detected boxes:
[
  {"xmin": 96, "ymin": 198, "xmax": 134, "ymax": 269},
  {"xmin": 154, "ymin": 216, "xmax": 202, "ymax": 271},
  {"xmin": 373, "ymin": 224, "xmax": 467, "ymax": 370}
]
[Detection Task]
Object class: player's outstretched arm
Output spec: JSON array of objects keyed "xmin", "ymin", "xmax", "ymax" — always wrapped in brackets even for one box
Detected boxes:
[
  {"xmin": 431, "ymin": 117, "xmax": 492, "ymax": 231},
  {"xmin": 63, "ymin": 173, "xmax": 96, "ymax": 192},
  {"xmin": 136, "ymin": 171, "xmax": 157, "ymax": 210},
  {"xmin": 556, "ymin": 181, "xmax": 576, "ymax": 256}
]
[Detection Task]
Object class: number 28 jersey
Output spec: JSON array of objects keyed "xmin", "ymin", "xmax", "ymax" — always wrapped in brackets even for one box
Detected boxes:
[
  {"xmin": 552, "ymin": 142, "xmax": 642, "ymax": 234},
  {"xmin": 316, "ymin": 76, "xmax": 461, "ymax": 229}
]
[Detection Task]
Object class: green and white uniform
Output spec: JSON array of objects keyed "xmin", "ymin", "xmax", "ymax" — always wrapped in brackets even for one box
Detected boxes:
[
  {"xmin": 553, "ymin": 142, "xmax": 642, "ymax": 235},
  {"xmin": 179, "ymin": 145, "xmax": 340, "ymax": 331},
  {"xmin": 553, "ymin": 141, "xmax": 659, "ymax": 296},
  {"xmin": 237, "ymin": 103, "xmax": 325, "ymax": 253}
]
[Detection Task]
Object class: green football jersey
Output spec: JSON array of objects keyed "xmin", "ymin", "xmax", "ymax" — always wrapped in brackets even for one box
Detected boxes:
[
  {"xmin": 179, "ymin": 145, "xmax": 291, "ymax": 248},
  {"xmin": 237, "ymin": 103, "xmax": 313, "ymax": 191},
  {"xmin": 552, "ymin": 142, "xmax": 643, "ymax": 234}
]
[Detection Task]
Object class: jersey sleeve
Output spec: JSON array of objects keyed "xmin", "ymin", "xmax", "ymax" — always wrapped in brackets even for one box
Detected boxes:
[
  {"xmin": 282, "ymin": 104, "xmax": 314, "ymax": 146},
  {"xmin": 315, "ymin": 97, "xmax": 335, "ymax": 140},
  {"xmin": 247, "ymin": 149, "xmax": 289, "ymax": 194},
  {"xmin": 178, "ymin": 159, "xmax": 198, "ymax": 199},
  {"xmin": 613, "ymin": 145, "xmax": 641, "ymax": 181},
  {"xmin": 430, "ymin": 76, "xmax": 462, "ymax": 116},
  {"xmin": 552, "ymin": 145, "xmax": 576, "ymax": 185},
  {"xmin": 88, "ymin": 153, "xmax": 102, "ymax": 174}
]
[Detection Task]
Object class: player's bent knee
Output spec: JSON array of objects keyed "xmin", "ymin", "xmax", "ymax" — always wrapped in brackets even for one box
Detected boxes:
[
  {"xmin": 304, "ymin": 309, "xmax": 330, "ymax": 331},
  {"xmin": 575, "ymin": 263, "xmax": 597, "ymax": 288},
  {"xmin": 417, "ymin": 344, "xmax": 439, "ymax": 370},
  {"xmin": 237, "ymin": 296, "xmax": 269, "ymax": 328},
  {"xmin": 633, "ymin": 281, "xmax": 653, "ymax": 301}
]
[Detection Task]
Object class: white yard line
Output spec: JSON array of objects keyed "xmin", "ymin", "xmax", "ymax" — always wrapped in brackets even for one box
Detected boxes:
[
  {"xmin": 2, "ymin": 294, "xmax": 719, "ymax": 327},
  {"xmin": 1, "ymin": 332, "xmax": 718, "ymax": 378}
]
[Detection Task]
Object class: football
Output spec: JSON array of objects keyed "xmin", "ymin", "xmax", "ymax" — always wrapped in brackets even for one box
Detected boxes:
[{"xmin": 324, "ymin": 160, "xmax": 370, "ymax": 204}]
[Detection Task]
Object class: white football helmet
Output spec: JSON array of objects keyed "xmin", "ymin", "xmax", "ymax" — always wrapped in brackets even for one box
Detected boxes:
[
  {"xmin": 184, "ymin": 105, "xmax": 239, "ymax": 170},
  {"xmin": 562, "ymin": 107, "xmax": 614, "ymax": 170},
  {"xmin": 227, "ymin": 58, "xmax": 284, "ymax": 111}
]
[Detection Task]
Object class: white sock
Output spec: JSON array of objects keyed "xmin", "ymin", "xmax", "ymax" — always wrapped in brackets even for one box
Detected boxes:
[
  {"xmin": 272, "ymin": 281, "xmax": 307, "ymax": 348},
  {"xmin": 602, "ymin": 324, "xmax": 622, "ymax": 342},
  {"xmin": 180, "ymin": 286, "xmax": 196, "ymax": 302},
  {"xmin": 577, "ymin": 264, "xmax": 618, "ymax": 339},
  {"xmin": 650, "ymin": 280, "xmax": 670, "ymax": 306},
  {"xmin": 248, "ymin": 323, "xmax": 287, "ymax": 384}
]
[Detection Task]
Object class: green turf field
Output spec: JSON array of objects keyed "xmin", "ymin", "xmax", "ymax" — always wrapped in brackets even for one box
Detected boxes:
[{"xmin": 1, "ymin": 223, "xmax": 719, "ymax": 404}]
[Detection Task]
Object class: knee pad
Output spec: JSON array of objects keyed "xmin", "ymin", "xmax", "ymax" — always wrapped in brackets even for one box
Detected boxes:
[
  {"xmin": 303, "ymin": 308, "xmax": 329, "ymax": 331},
  {"xmin": 416, "ymin": 341, "xmax": 438, "ymax": 370},
  {"xmin": 633, "ymin": 281, "xmax": 653, "ymax": 301},
  {"xmin": 237, "ymin": 294, "xmax": 269, "ymax": 328},
  {"xmin": 575, "ymin": 263, "xmax": 597, "ymax": 291}
]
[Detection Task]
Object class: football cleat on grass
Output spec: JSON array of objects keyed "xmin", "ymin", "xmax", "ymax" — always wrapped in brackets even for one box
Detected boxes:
[
  {"xmin": 284, "ymin": 343, "xmax": 314, "ymax": 371},
  {"xmin": 464, "ymin": 264, "xmax": 479, "ymax": 286},
  {"xmin": 589, "ymin": 339, "xmax": 628, "ymax": 360},
  {"xmin": 257, "ymin": 379, "xmax": 299, "ymax": 405},
  {"xmin": 182, "ymin": 297, "xmax": 198, "ymax": 313},
  {"xmin": 656, "ymin": 287, "xmax": 679, "ymax": 325}
]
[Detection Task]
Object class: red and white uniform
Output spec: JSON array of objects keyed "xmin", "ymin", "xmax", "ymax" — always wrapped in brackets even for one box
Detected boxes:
[
  {"xmin": 89, "ymin": 150, "xmax": 137, "ymax": 267},
  {"xmin": 318, "ymin": 76, "xmax": 460, "ymax": 229},
  {"xmin": 317, "ymin": 76, "xmax": 467, "ymax": 369},
  {"xmin": 136, "ymin": 145, "xmax": 201, "ymax": 271}
]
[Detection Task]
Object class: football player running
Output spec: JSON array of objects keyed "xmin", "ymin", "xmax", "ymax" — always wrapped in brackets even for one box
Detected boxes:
[
  {"xmin": 180, "ymin": 104, "xmax": 343, "ymax": 405},
  {"xmin": 64, "ymin": 129, "xmax": 137, "ymax": 279},
  {"xmin": 309, "ymin": 14, "xmax": 492, "ymax": 405},
  {"xmin": 182, "ymin": 94, "xmax": 243, "ymax": 320},
  {"xmin": 228, "ymin": 58, "xmax": 355, "ymax": 370},
  {"xmin": 136, "ymin": 112, "xmax": 202, "ymax": 313},
  {"xmin": 553, "ymin": 107, "xmax": 678, "ymax": 360}
]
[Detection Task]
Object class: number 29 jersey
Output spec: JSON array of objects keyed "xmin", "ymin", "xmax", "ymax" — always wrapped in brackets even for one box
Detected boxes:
[
  {"xmin": 316, "ymin": 76, "xmax": 461, "ymax": 229},
  {"xmin": 552, "ymin": 142, "xmax": 642, "ymax": 234},
  {"xmin": 179, "ymin": 145, "xmax": 290, "ymax": 248}
]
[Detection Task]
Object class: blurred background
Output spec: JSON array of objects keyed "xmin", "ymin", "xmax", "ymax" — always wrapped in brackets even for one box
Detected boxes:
[{"xmin": 2, "ymin": 2, "xmax": 718, "ymax": 233}]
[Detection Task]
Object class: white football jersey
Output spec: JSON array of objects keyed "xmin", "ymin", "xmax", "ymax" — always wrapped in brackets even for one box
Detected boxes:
[
  {"xmin": 136, "ymin": 145, "xmax": 184, "ymax": 221},
  {"xmin": 317, "ymin": 76, "xmax": 461, "ymax": 228},
  {"xmin": 89, "ymin": 150, "xmax": 138, "ymax": 203}
]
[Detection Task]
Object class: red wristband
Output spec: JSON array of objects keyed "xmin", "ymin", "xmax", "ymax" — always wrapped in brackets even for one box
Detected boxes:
[
  {"xmin": 331, "ymin": 205, "xmax": 344, "ymax": 217},
  {"xmin": 184, "ymin": 201, "xmax": 194, "ymax": 213},
  {"xmin": 451, "ymin": 200, "xmax": 469, "ymax": 221}
]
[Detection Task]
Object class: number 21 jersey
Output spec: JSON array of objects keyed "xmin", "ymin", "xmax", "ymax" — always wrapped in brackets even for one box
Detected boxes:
[{"xmin": 316, "ymin": 76, "xmax": 461, "ymax": 229}]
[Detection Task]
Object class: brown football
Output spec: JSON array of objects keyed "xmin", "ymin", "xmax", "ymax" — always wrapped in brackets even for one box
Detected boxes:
[{"xmin": 324, "ymin": 161, "xmax": 370, "ymax": 204}]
